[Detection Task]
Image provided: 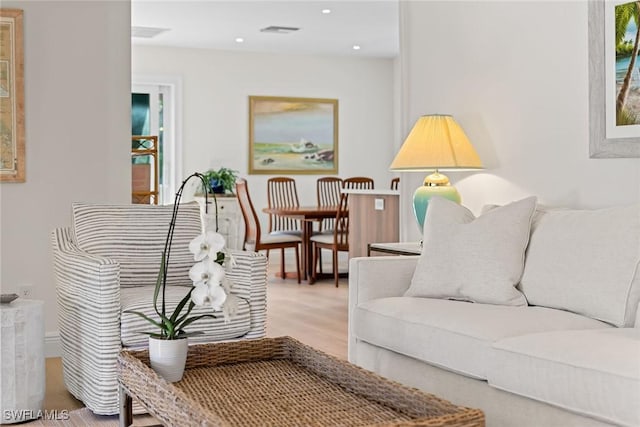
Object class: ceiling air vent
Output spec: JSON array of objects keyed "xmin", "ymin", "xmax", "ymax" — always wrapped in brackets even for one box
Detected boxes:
[
  {"xmin": 132, "ymin": 26, "xmax": 170, "ymax": 39},
  {"xmin": 260, "ymin": 26, "xmax": 300, "ymax": 34}
]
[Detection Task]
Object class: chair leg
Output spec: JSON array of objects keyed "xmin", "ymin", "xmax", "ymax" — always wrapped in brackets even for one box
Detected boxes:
[
  {"xmin": 318, "ymin": 249, "xmax": 323, "ymax": 274},
  {"xmin": 280, "ymin": 248, "xmax": 285, "ymax": 279},
  {"xmin": 333, "ymin": 249, "xmax": 339, "ymax": 287},
  {"xmin": 294, "ymin": 245, "xmax": 301, "ymax": 284},
  {"xmin": 311, "ymin": 244, "xmax": 318, "ymax": 282}
]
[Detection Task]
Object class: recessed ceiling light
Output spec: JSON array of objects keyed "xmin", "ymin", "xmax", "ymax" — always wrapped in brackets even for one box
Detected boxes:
[
  {"xmin": 235, "ymin": 37, "xmax": 244, "ymax": 43},
  {"xmin": 352, "ymin": 45, "xmax": 361, "ymax": 50},
  {"xmin": 322, "ymin": 9, "xmax": 331, "ymax": 14}
]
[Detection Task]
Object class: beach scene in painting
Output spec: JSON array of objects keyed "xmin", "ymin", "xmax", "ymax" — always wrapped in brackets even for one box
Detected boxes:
[
  {"xmin": 615, "ymin": 1, "xmax": 640, "ymax": 126},
  {"xmin": 252, "ymin": 98, "xmax": 336, "ymax": 172}
]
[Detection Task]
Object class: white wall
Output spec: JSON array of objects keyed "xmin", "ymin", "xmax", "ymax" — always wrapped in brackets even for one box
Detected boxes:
[
  {"xmin": 398, "ymin": 1, "xmax": 640, "ymax": 241},
  {"xmin": 0, "ymin": 1, "xmax": 131, "ymax": 352},
  {"xmin": 132, "ymin": 46, "xmax": 396, "ymax": 228}
]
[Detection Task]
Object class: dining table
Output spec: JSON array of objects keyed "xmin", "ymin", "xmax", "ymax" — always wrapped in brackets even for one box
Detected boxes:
[{"xmin": 262, "ymin": 205, "xmax": 341, "ymax": 284}]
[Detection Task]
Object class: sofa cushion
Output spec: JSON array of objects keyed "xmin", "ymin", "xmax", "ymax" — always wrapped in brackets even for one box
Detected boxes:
[
  {"xmin": 352, "ymin": 297, "xmax": 610, "ymax": 380},
  {"xmin": 120, "ymin": 286, "xmax": 251, "ymax": 347},
  {"xmin": 489, "ymin": 328, "xmax": 640, "ymax": 427},
  {"xmin": 406, "ymin": 196, "xmax": 536, "ymax": 306},
  {"xmin": 72, "ymin": 202, "xmax": 203, "ymax": 288},
  {"xmin": 520, "ymin": 204, "xmax": 640, "ymax": 327}
]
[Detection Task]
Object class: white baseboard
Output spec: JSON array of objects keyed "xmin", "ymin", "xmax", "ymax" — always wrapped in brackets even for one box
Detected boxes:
[{"xmin": 45, "ymin": 331, "xmax": 62, "ymax": 358}]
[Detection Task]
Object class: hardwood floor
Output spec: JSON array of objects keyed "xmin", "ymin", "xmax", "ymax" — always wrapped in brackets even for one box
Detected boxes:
[{"xmin": 43, "ymin": 252, "xmax": 349, "ymax": 412}]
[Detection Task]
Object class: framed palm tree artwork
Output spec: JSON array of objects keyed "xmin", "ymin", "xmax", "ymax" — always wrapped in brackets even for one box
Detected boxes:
[{"xmin": 589, "ymin": 0, "xmax": 640, "ymax": 158}]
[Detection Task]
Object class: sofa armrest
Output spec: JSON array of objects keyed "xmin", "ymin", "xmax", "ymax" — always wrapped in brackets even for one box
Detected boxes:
[
  {"xmin": 50, "ymin": 227, "xmax": 123, "ymax": 414},
  {"xmin": 348, "ymin": 256, "xmax": 418, "ymax": 304},
  {"xmin": 226, "ymin": 250, "xmax": 268, "ymax": 339},
  {"xmin": 348, "ymin": 256, "xmax": 418, "ymax": 362}
]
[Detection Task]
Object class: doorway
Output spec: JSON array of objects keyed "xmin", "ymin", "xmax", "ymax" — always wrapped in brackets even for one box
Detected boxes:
[{"xmin": 131, "ymin": 76, "xmax": 182, "ymax": 204}]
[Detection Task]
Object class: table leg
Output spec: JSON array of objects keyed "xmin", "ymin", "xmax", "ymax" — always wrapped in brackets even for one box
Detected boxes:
[
  {"xmin": 302, "ymin": 221, "xmax": 312, "ymax": 282},
  {"xmin": 119, "ymin": 385, "xmax": 133, "ymax": 427}
]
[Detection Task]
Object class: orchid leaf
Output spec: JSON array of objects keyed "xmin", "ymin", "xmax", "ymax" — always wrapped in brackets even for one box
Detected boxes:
[
  {"xmin": 177, "ymin": 314, "xmax": 217, "ymax": 330},
  {"xmin": 175, "ymin": 301, "xmax": 196, "ymax": 326},
  {"xmin": 170, "ymin": 288, "xmax": 194, "ymax": 323},
  {"xmin": 124, "ymin": 310, "xmax": 164, "ymax": 329},
  {"xmin": 153, "ymin": 252, "xmax": 167, "ymax": 317}
]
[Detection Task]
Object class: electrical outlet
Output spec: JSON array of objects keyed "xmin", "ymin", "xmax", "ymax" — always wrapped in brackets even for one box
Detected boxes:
[
  {"xmin": 19, "ymin": 285, "xmax": 32, "ymax": 298},
  {"xmin": 374, "ymin": 198, "xmax": 385, "ymax": 211}
]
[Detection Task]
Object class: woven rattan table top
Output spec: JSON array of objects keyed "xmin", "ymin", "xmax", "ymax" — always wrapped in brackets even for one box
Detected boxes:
[{"xmin": 117, "ymin": 336, "xmax": 484, "ymax": 427}]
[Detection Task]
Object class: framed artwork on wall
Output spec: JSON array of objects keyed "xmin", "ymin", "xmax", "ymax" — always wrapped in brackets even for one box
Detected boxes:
[
  {"xmin": 589, "ymin": 0, "xmax": 640, "ymax": 158},
  {"xmin": 0, "ymin": 8, "xmax": 25, "ymax": 181},
  {"xmin": 248, "ymin": 95, "xmax": 338, "ymax": 174}
]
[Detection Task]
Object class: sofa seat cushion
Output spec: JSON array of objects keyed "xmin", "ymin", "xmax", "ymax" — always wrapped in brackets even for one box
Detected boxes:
[
  {"xmin": 353, "ymin": 297, "xmax": 611, "ymax": 380},
  {"xmin": 120, "ymin": 286, "xmax": 251, "ymax": 347},
  {"xmin": 489, "ymin": 328, "xmax": 640, "ymax": 427}
]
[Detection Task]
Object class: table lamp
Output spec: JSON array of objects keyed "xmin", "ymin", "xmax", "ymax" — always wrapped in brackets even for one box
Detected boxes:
[{"xmin": 390, "ymin": 114, "xmax": 483, "ymax": 232}]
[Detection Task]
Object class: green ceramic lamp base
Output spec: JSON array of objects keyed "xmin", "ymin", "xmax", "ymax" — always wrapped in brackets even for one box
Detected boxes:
[{"xmin": 413, "ymin": 171, "xmax": 461, "ymax": 232}]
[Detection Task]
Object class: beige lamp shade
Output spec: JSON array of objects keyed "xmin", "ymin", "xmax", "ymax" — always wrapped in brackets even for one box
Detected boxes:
[{"xmin": 390, "ymin": 115, "xmax": 483, "ymax": 171}]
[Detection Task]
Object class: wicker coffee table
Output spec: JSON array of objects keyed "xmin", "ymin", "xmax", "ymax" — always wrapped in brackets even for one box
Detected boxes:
[{"xmin": 117, "ymin": 337, "xmax": 484, "ymax": 427}]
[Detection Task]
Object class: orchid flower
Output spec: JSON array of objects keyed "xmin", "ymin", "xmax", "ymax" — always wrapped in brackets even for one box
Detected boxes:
[
  {"xmin": 191, "ymin": 282, "xmax": 227, "ymax": 310},
  {"xmin": 189, "ymin": 259, "xmax": 225, "ymax": 286},
  {"xmin": 208, "ymin": 284, "xmax": 227, "ymax": 311},
  {"xmin": 189, "ymin": 231, "xmax": 226, "ymax": 261},
  {"xmin": 191, "ymin": 282, "xmax": 211, "ymax": 306}
]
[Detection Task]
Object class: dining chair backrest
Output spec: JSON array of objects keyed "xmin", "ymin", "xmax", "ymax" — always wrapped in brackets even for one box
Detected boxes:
[
  {"xmin": 317, "ymin": 177, "xmax": 343, "ymax": 206},
  {"xmin": 235, "ymin": 179, "xmax": 261, "ymax": 249},
  {"xmin": 267, "ymin": 177, "xmax": 300, "ymax": 233},
  {"xmin": 333, "ymin": 192, "xmax": 350, "ymax": 249},
  {"xmin": 391, "ymin": 177, "xmax": 399, "ymax": 190},
  {"xmin": 343, "ymin": 177, "xmax": 374, "ymax": 190},
  {"xmin": 316, "ymin": 177, "xmax": 342, "ymax": 231}
]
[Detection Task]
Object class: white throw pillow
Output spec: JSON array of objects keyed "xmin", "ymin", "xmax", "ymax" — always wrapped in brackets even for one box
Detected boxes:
[
  {"xmin": 520, "ymin": 204, "xmax": 640, "ymax": 327},
  {"xmin": 405, "ymin": 196, "xmax": 537, "ymax": 305}
]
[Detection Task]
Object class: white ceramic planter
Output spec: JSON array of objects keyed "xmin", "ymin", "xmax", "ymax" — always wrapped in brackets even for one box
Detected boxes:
[{"xmin": 148, "ymin": 336, "xmax": 188, "ymax": 382}]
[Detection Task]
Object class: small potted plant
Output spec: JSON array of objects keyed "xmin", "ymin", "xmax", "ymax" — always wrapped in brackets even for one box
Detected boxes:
[{"xmin": 203, "ymin": 167, "xmax": 239, "ymax": 194}]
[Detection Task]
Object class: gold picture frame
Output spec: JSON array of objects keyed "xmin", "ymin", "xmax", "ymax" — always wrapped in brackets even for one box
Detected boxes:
[
  {"xmin": 249, "ymin": 95, "xmax": 338, "ymax": 175},
  {"xmin": 0, "ymin": 8, "xmax": 25, "ymax": 182}
]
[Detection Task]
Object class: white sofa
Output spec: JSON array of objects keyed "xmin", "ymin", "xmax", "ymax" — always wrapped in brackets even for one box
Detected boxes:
[{"xmin": 348, "ymin": 200, "xmax": 640, "ymax": 427}]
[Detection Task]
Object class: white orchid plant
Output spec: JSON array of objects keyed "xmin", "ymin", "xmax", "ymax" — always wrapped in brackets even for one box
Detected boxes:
[{"xmin": 126, "ymin": 172, "xmax": 239, "ymax": 340}]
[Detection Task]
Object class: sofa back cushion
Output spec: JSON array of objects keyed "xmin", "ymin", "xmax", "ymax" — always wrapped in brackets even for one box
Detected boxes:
[
  {"xmin": 72, "ymin": 202, "xmax": 202, "ymax": 288},
  {"xmin": 520, "ymin": 204, "xmax": 640, "ymax": 327},
  {"xmin": 406, "ymin": 196, "xmax": 536, "ymax": 306}
]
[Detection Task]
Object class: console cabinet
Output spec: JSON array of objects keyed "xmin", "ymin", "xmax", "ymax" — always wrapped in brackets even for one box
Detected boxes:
[{"xmin": 194, "ymin": 195, "xmax": 244, "ymax": 250}]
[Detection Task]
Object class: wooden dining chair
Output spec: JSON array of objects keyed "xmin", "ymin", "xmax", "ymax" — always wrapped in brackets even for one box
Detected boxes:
[
  {"xmin": 315, "ymin": 177, "xmax": 343, "ymax": 273},
  {"xmin": 267, "ymin": 177, "xmax": 302, "ymax": 236},
  {"xmin": 391, "ymin": 177, "xmax": 399, "ymax": 190},
  {"xmin": 343, "ymin": 177, "xmax": 374, "ymax": 190},
  {"xmin": 236, "ymin": 179, "xmax": 301, "ymax": 283},
  {"xmin": 316, "ymin": 177, "xmax": 343, "ymax": 230},
  {"xmin": 310, "ymin": 192, "xmax": 350, "ymax": 287}
]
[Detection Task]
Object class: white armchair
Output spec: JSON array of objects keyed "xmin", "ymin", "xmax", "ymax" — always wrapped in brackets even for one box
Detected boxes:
[{"xmin": 51, "ymin": 202, "xmax": 267, "ymax": 415}]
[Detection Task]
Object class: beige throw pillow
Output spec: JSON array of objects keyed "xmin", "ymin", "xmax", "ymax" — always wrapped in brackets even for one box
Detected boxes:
[{"xmin": 405, "ymin": 196, "xmax": 537, "ymax": 305}]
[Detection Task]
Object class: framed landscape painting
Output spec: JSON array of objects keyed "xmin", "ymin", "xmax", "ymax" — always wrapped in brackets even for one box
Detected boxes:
[
  {"xmin": 589, "ymin": 0, "xmax": 640, "ymax": 158},
  {"xmin": 249, "ymin": 96, "xmax": 338, "ymax": 174},
  {"xmin": 0, "ymin": 9, "xmax": 25, "ymax": 181}
]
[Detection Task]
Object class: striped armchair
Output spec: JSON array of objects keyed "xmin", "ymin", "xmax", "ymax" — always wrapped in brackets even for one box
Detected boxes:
[{"xmin": 51, "ymin": 202, "xmax": 267, "ymax": 415}]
